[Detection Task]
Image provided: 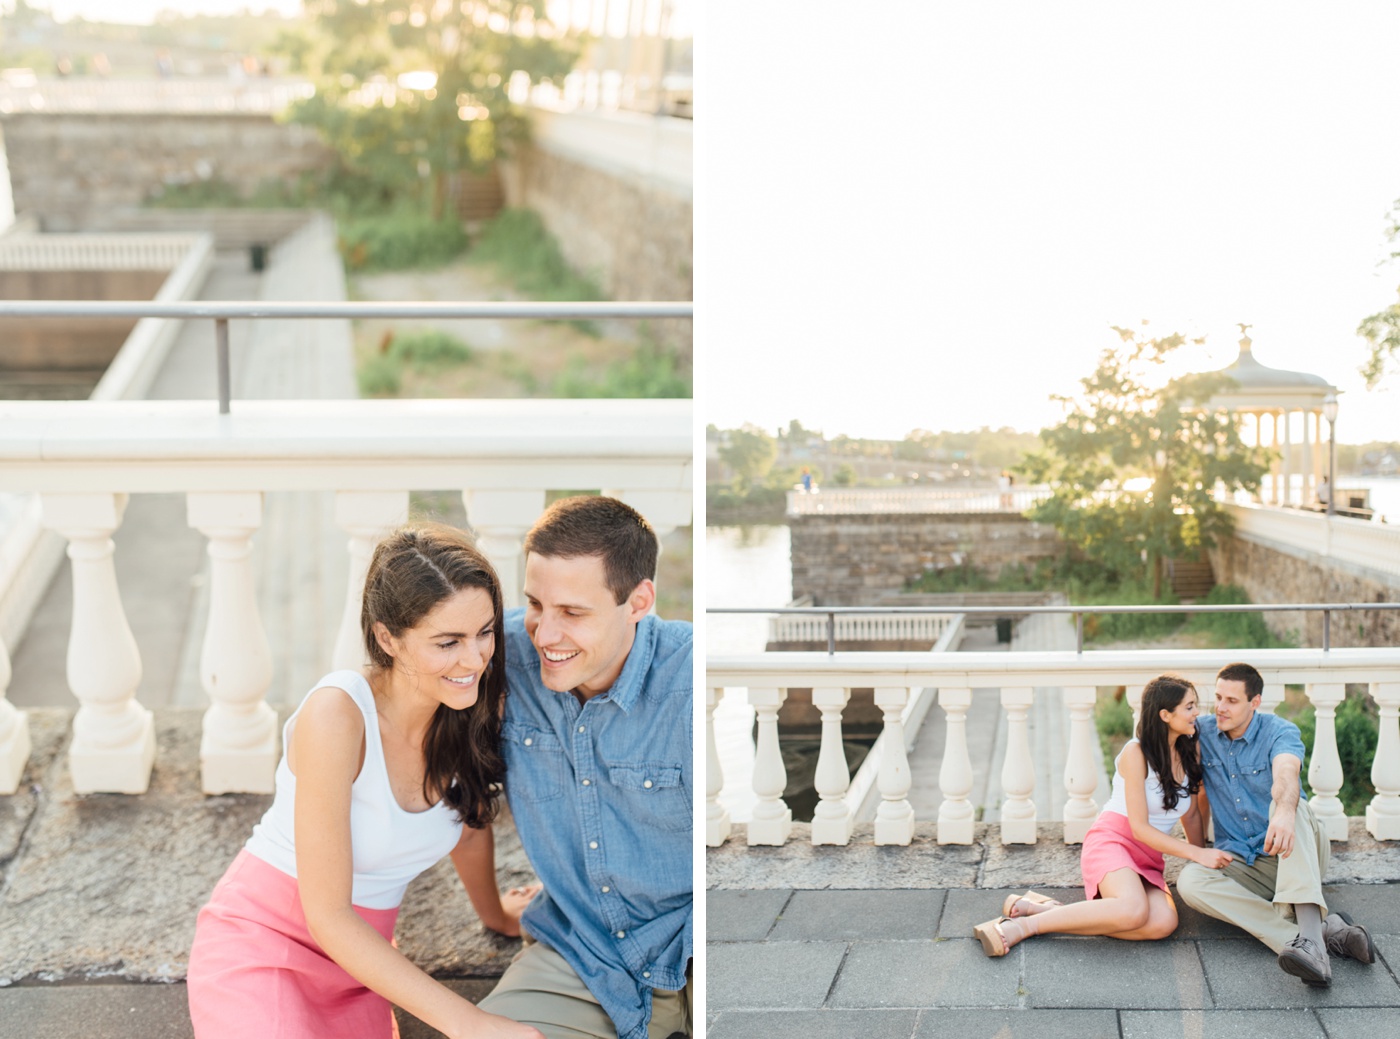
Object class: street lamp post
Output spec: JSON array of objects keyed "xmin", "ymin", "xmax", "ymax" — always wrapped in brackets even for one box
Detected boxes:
[{"xmin": 1323, "ymin": 393, "xmax": 1339, "ymax": 517}]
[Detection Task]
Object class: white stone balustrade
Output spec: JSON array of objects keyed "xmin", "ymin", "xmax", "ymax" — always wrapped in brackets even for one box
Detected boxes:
[
  {"xmin": 769, "ymin": 611, "xmax": 956, "ymax": 645},
  {"xmin": 706, "ymin": 687, "xmax": 731, "ymax": 848},
  {"xmin": 188, "ymin": 492, "xmax": 277, "ymax": 795},
  {"xmin": 0, "ymin": 636, "xmax": 29, "ymax": 794},
  {"xmin": 810, "ymin": 686, "xmax": 853, "ymax": 845},
  {"xmin": 0, "ymin": 399, "xmax": 692, "ymax": 793},
  {"xmin": 707, "ymin": 647, "xmax": 1400, "ymax": 848},
  {"xmin": 786, "ymin": 485, "xmax": 1051, "ymax": 516}
]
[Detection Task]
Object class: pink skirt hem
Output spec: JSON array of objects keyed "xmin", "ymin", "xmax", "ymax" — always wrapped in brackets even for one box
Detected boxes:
[
  {"xmin": 1079, "ymin": 810, "xmax": 1168, "ymax": 900},
  {"xmin": 187, "ymin": 849, "xmax": 400, "ymax": 1039}
]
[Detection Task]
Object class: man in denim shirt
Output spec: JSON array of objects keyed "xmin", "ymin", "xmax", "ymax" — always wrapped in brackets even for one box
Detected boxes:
[
  {"xmin": 479, "ymin": 496, "xmax": 692, "ymax": 1038},
  {"xmin": 1176, "ymin": 663, "xmax": 1374, "ymax": 987}
]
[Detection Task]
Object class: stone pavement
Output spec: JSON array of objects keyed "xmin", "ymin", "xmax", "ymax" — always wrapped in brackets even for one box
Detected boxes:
[{"xmin": 707, "ymin": 822, "xmax": 1400, "ymax": 1038}]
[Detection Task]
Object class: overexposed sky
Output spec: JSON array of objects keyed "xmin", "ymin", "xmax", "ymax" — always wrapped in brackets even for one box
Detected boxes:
[
  {"xmin": 703, "ymin": 3, "xmax": 1400, "ymax": 444},
  {"xmin": 40, "ymin": 0, "xmax": 301, "ymax": 22}
]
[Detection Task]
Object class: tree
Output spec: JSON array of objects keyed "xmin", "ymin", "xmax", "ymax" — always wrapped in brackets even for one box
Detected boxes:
[
  {"xmin": 280, "ymin": 0, "xmax": 580, "ymax": 217},
  {"xmin": 1019, "ymin": 325, "xmax": 1270, "ymax": 599},
  {"xmin": 718, "ymin": 425, "xmax": 778, "ymax": 493},
  {"xmin": 1358, "ymin": 199, "xmax": 1400, "ymax": 388}
]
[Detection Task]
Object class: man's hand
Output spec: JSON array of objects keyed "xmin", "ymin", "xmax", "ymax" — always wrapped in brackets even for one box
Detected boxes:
[
  {"xmin": 1264, "ymin": 807, "xmax": 1297, "ymax": 858},
  {"xmin": 487, "ymin": 883, "xmax": 543, "ymax": 937}
]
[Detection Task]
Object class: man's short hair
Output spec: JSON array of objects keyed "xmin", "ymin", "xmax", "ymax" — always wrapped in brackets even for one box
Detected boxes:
[
  {"xmin": 1216, "ymin": 662, "xmax": 1264, "ymax": 701},
  {"xmin": 524, "ymin": 495, "xmax": 658, "ymax": 605}
]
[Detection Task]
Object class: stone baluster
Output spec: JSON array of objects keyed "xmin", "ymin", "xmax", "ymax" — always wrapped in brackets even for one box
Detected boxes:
[
  {"xmin": 1305, "ymin": 683, "xmax": 1347, "ymax": 841},
  {"xmin": 463, "ymin": 490, "xmax": 546, "ymax": 609},
  {"xmin": 1062, "ymin": 686, "xmax": 1100, "ymax": 844},
  {"xmin": 810, "ymin": 686, "xmax": 852, "ymax": 846},
  {"xmin": 1126, "ymin": 683, "xmax": 1143, "ymax": 737},
  {"xmin": 937, "ymin": 687, "xmax": 975, "ymax": 845},
  {"xmin": 1259, "ymin": 676, "xmax": 1285, "ymax": 715},
  {"xmin": 1367, "ymin": 682, "xmax": 1400, "ymax": 840},
  {"xmin": 188, "ymin": 493, "xmax": 278, "ymax": 795},
  {"xmin": 0, "ymin": 636, "xmax": 30, "ymax": 794},
  {"xmin": 331, "ymin": 491, "xmax": 410, "ymax": 670},
  {"xmin": 706, "ymin": 686, "xmax": 731, "ymax": 847},
  {"xmin": 874, "ymin": 686, "xmax": 915, "ymax": 845},
  {"xmin": 41, "ymin": 493, "xmax": 154, "ymax": 794},
  {"xmin": 747, "ymin": 686, "xmax": 791, "ymax": 846},
  {"xmin": 1000, "ymin": 686, "xmax": 1037, "ymax": 844}
]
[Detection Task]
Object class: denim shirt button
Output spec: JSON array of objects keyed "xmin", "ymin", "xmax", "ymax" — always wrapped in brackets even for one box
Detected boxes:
[
  {"xmin": 616, "ymin": 930, "xmax": 626, "ymax": 939},
  {"xmin": 589, "ymin": 841, "xmax": 598, "ymax": 849}
]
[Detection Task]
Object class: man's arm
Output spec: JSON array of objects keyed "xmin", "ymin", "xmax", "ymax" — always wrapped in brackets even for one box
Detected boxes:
[{"xmin": 1264, "ymin": 752, "xmax": 1303, "ymax": 858}]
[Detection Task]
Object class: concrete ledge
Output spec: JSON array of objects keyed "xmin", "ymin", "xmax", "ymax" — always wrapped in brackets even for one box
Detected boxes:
[
  {"xmin": 706, "ymin": 821, "xmax": 1400, "ymax": 890},
  {"xmin": 0, "ymin": 706, "xmax": 537, "ymax": 985}
]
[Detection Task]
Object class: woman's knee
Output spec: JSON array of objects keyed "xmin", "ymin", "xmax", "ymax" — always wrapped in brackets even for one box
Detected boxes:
[{"xmin": 1144, "ymin": 901, "xmax": 1178, "ymax": 939}]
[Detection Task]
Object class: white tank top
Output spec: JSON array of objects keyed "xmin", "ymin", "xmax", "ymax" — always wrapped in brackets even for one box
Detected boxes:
[
  {"xmin": 1100, "ymin": 738, "xmax": 1192, "ymax": 834},
  {"xmin": 244, "ymin": 670, "xmax": 464, "ymax": 910}
]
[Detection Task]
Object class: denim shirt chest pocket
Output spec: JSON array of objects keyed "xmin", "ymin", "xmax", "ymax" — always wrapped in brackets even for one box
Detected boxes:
[
  {"xmin": 607, "ymin": 762, "xmax": 690, "ymax": 832},
  {"xmin": 504, "ymin": 721, "xmax": 569, "ymax": 802}
]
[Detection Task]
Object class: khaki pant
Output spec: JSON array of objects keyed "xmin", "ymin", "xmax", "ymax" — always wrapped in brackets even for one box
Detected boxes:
[
  {"xmin": 1176, "ymin": 798, "xmax": 1331, "ymax": 954},
  {"xmin": 479, "ymin": 939, "xmax": 690, "ymax": 1039}
]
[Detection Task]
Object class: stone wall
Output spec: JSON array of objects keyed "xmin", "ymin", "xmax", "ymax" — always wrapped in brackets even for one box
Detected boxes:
[
  {"xmin": 790, "ymin": 512, "xmax": 1066, "ymax": 605},
  {"xmin": 1209, "ymin": 535, "xmax": 1400, "ymax": 648},
  {"xmin": 499, "ymin": 141, "xmax": 692, "ymax": 349},
  {"xmin": 2, "ymin": 113, "xmax": 333, "ymax": 231}
]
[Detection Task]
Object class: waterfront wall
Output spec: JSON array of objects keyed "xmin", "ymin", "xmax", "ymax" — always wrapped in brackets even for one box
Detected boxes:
[
  {"xmin": 2, "ymin": 113, "xmax": 332, "ymax": 230},
  {"xmin": 1210, "ymin": 534, "xmax": 1400, "ymax": 648},
  {"xmin": 789, "ymin": 512, "xmax": 1065, "ymax": 605}
]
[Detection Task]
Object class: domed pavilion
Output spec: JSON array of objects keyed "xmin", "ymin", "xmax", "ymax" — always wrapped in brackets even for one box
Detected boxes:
[{"xmin": 1206, "ymin": 326, "xmax": 1338, "ymax": 506}]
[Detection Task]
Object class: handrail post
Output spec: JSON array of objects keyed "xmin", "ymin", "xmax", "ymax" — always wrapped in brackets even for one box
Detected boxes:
[
  {"xmin": 216, "ymin": 317, "xmax": 231, "ymax": 414},
  {"xmin": 827, "ymin": 611, "xmax": 835, "ymax": 656},
  {"xmin": 1323, "ymin": 608, "xmax": 1331, "ymax": 652},
  {"xmin": 1076, "ymin": 611, "xmax": 1084, "ymax": 653}
]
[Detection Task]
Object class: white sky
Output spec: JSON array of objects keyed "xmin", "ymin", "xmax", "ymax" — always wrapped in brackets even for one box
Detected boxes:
[{"xmin": 701, "ymin": 2, "xmax": 1400, "ymax": 444}]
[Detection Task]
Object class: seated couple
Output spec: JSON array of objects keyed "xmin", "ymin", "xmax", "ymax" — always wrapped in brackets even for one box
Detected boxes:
[
  {"xmin": 186, "ymin": 496, "xmax": 693, "ymax": 1039},
  {"xmin": 976, "ymin": 664, "xmax": 1375, "ymax": 988}
]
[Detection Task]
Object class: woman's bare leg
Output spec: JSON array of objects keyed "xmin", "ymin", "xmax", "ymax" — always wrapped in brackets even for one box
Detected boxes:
[
  {"xmin": 1101, "ymin": 884, "xmax": 1178, "ymax": 941},
  {"xmin": 1000, "ymin": 869, "xmax": 1152, "ymax": 943}
]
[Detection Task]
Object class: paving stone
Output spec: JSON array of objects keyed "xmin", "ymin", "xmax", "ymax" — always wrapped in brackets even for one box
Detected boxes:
[
  {"xmin": 707, "ymin": 824, "xmax": 982, "ymax": 890},
  {"xmin": 0, "ymin": 983, "xmax": 194, "ymax": 1039},
  {"xmin": 708, "ymin": 942, "xmax": 847, "ymax": 1011},
  {"xmin": 1324, "ymin": 821, "xmax": 1400, "ymax": 885},
  {"xmin": 708, "ymin": 1009, "xmax": 919, "ymax": 1039},
  {"xmin": 769, "ymin": 890, "xmax": 944, "ymax": 942},
  {"xmin": 1199, "ymin": 938, "xmax": 1400, "ymax": 1008},
  {"xmin": 1120, "ymin": 1010, "xmax": 1326, "ymax": 1039},
  {"xmin": 978, "ymin": 827, "xmax": 1084, "ymax": 890},
  {"xmin": 1376, "ymin": 933, "xmax": 1400, "ymax": 974},
  {"xmin": 827, "ymin": 940, "xmax": 1020, "ymax": 1009},
  {"xmin": 1325, "ymin": 884, "xmax": 1400, "ymax": 935},
  {"xmin": 911, "ymin": 1008, "xmax": 1120, "ymax": 1039},
  {"xmin": 707, "ymin": 890, "xmax": 793, "ymax": 942},
  {"xmin": 1024, "ymin": 938, "xmax": 1209, "ymax": 1009},
  {"xmin": 939, "ymin": 888, "xmax": 1080, "ymax": 939},
  {"xmin": 1316, "ymin": 1008, "xmax": 1400, "ymax": 1039}
]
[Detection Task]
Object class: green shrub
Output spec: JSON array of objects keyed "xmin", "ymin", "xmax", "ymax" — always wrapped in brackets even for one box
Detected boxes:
[
  {"xmin": 339, "ymin": 216, "xmax": 468, "ymax": 271},
  {"xmin": 553, "ymin": 341, "xmax": 690, "ymax": 398},
  {"xmin": 358, "ymin": 353, "xmax": 401, "ymax": 396},
  {"xmin": 389, "ymin": 330, "xmax": 474, "ymax": 369},
  {"xmin": 1076, "ymin": 582, "xmax": 1184, "ymax": 643},
  {"xmin": 471, "ymin": 209, "xmax": 603, "ymax": 330},
  {"xmin": 1292, "ymin": 688, "xmax": 1379, "ymax": 815},
  {"xmin": 1095, "ymin": 693, "xmax": 1135, "ymax": 773},
  {"xmin": 1183, "ymin": 585, "xmax": 1295, "ymax": 648}
]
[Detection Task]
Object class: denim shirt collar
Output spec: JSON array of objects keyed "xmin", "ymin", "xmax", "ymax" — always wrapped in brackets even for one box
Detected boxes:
[
  {"xmin": 1214, "ymin": 709, "xmax": 1262, "ymax": 746},
  {"xmin": 596, "ymin": 614, "xmax": 658, "ymax": 714}
]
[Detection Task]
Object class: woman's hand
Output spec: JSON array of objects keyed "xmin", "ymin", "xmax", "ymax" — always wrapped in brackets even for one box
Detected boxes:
[
  {"xmin": 488, "ymin": 883, "xmax": 543, "ymax": 937},
  {"xmin": 1193, "ymin": 847, "xmax": 1233, "ymax": 869},
  {"xmin": 449, "ymin": 1009, "xmax": 544, "ymax": 1039}
]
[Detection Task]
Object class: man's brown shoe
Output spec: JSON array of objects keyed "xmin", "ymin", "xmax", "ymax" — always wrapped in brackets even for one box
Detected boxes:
[
  {"xmin": 1278, "ymin": 935, "xmax": 1332, "ymax": 988},
  {"xmin": 1324, "ymin": 910, "xmax": 1376, "ymax": 964}
]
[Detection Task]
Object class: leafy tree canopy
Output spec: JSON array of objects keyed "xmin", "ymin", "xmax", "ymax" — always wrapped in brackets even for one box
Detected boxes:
[
  {"xmin": 278, "ymin": 0, "xmax": 581, "ymax": 216},
  {"xmin": 718, "ymin": 424, "xmax": 778, "ymax": 494},
  {"xmin": 1019, "ymin": 325, "xmax": 1270, "ymax": 598},
  {"xmin": 1358, "ymin": 199, "xmax": 1400, "ymax": 388}
]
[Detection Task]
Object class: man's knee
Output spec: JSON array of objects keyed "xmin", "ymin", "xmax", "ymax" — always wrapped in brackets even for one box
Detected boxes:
[{"xmin": 1175, "ymin": 862, "xmax": 1213, "ymax": 907}]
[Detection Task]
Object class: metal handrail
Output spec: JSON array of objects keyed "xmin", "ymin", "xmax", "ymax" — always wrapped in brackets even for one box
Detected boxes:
[
  {"xmin": 707, "ymin": 602, "xmax": 1400, "ymax": 655},
  {"xmin": 1, "ymin": 300, "xmax": 694, "ymax": 414}
]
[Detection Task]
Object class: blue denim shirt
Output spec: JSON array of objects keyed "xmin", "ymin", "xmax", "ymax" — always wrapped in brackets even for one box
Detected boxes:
[
  {"xmin": 501, "ymin": 609, "xmax": 693, "ymax": 1039},
  {"xmin": 1196, "ymin": 711, "xmax": 1307, "ymax": 865}
]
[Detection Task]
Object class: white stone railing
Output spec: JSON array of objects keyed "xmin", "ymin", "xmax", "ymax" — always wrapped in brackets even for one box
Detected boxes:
[
  {"xmin": 0, "ymin": 232, "xmax": 205, "ymax": 270},
  {"xmin": 786, "ymin": 485, "xmax": 1051, "ymax": 516},
  {"xmin": 768, "ymin": 610, "xmax": 957, "ymax": 645},
  {"xmin": 706, "ymin": 647, "xmax": 1400, "ymax": 850},
  {"xmin": 0, "ymin": 77, "xmax": 315, "ymax": 115},
  {"xmin": 0, "ymin": 398, "xmax": 691, "ymax": 799},
  {"xmin": 1227, "ymin": 502, "xmax": 1400, "ymax": 583}
]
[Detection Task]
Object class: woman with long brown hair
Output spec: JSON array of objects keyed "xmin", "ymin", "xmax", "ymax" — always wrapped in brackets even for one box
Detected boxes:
[
  {"xmin": 974, "ymin": 674, "xmax": 1233, "ymax": 956},
  {"xmin": 188, "ymin": 524, "xmax": 542, "ymax": 1039}
]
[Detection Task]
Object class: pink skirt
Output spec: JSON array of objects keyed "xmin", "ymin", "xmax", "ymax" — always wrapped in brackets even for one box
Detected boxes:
[
  {"xmin": 1079, "ymin": 810, "xmax": 1167, "ymax": 900},
  {"xmin": 187, "ymin": 850, "xmax": 400, "ymax": 1039}
]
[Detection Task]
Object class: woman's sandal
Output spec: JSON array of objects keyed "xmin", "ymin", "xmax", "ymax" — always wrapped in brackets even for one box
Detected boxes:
[
  {"xmin": 1001, "ymin": 890, "xmax": 1063, "ymax": 918},
  {"xmin": 973, "ymin": 917, "xmax": 1013, "ymax": 957}
]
